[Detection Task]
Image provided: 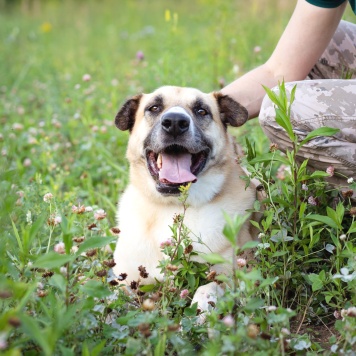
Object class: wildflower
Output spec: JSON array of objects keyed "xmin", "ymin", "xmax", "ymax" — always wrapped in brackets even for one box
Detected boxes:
[
  {"xmin": 308, "ymin": 196, "xmax": 317, "ymax": 206},
  {"xmin": 347, "ymin": 177, "xmax": 354, "ymax": 184},
  {"xmin": 85, "ymin": 206, "xmax": 93, "ymax": 212},
  {"xmin": 40, "ymin": 22, "xmax": 52, "ymax": 33},
  {"xmin": 82, "ymin": 74, "xmax": 91, "ymax": 82},
  {"xmin": 247, "ymin": 324, "xmax": 259, "ymax": 338},
  {"xmin": 179, "ymin": 289, "xmax": 189, "ymax": 299},
  {"xmin": 253, "ymin": 46, "xmax": 262, "ymax": 53},
  {"xmin": 73, "ymin": 112, "xmax": 81, "ymax": 119},
  {"xmin": 37, "ymin": 282, "xmax": 44, "ymax": 290},
  {"xmin": 71, "ymin": 246, "xmax": 79, "ymax": 254},
  {"xmin": 54, "ymin": 242, "xmax": 65, "ymax": 254},
  {"xmin": 339, "ymin": 234, "xmax": 346, "ymax": 241},
  {"xmin": 23, "ymin": 158, "xmax": 32, "ymax": 167},
  {"xmin": 12, "ymin": 123, "xmax": 24, "ymax": 131},
  {"xmin": 138, "ymin": 265, "xmax": 149, "ymax": 278},
  {"xmin": 72, "ymin": 204, "xmax": 85, "ymax": 214},
  {"xmin": 136, "ymin": 51, "xmax": 144, "ymax": 61},
  {"xmin": 94, "ymin": 209, "xmax": 107, "ymax": 220},
  {"xmin": 232, "ymin": 64, "xmax": 239, "ymax": 75},
  {"xmin": 160, "ymin": 238, "xmax": 174, "ymax": 248},
  {"xmin": 236, "ymin": 258, "xmax": 247, "ymax": 268},
  {"xmin": 281, "ymin": 328, "xmax": 290, "ymax": 336},
  {"xmin": 222, "ymin": 315, "xmax": 234, "ymax": 327},
  {"xmin": 43, "ymin": 193, "xmax": 53, "ymax": 202},
  {"xmin": 60, "ymin": 267, "xmax": 67, "ymax": 275},
  {"xmin": 301, "ymin": 183, "xmax": 308, "ymax": 191},
  {"xmin": 276, "ymin": 164, "xmax": 288, "ymax": 180},
  {"xmin": 111, "ymin": 78, "xmax": 119, "ymax": 86},
  {"xmin": 267, "ymin": 305, "xmax": 277, "ymax": 312},
  {"xmin": 142, "ymin": 298, "xmax": 155, "ymax": 311},
  {"xmin": 334, "ymin": 310, "xmax": 341, "ymax": 319},
  {"xmin": 346, "ymin": 306, "xmax": 356, "ymax": 317},
  {"xmin": 326, "ymin": 166, "xmax": 335, "ymax": 176},
  {"xmin": 257, "ymin": 232, "xmax": 265, "ymax": 239}
]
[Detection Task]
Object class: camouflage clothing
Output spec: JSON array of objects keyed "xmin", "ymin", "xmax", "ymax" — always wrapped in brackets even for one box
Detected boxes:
[{"xmin": 259, "ymin": 20, "xmax": 356, "ymax": 185}]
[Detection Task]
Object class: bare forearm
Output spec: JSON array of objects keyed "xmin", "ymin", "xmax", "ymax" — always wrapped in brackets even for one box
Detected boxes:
[{"xmin": 221, "ymin": 64, "xmax": 279, "ymax": 119}]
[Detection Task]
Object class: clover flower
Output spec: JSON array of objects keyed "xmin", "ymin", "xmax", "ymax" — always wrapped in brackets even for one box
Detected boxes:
[
  {"xmin": 94, "ymin": 209, "xmax": 107, "ymax": 220},
  {"xmin": 236, "ymin": 258, "xmax": 247, "ymax": 268},
  {"xmin": 326, "ymin": 166, "xmax": 334, "ymax": 176},
  {"xmin": 43, "ymin": 193, "xmax": 53, "ymax": 203},
  {"xmin": 54, "ymin": 242, "xmax": 65, "ymax": 254},
  {"xmin": 179, "ymin": 289, "xmax": 189, "ymax": 299}
]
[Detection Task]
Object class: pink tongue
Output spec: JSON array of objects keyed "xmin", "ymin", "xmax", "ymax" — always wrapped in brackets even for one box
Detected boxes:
[{"xmin": 159, "ymin": 153, "xmax": 197, "ymax": 184}]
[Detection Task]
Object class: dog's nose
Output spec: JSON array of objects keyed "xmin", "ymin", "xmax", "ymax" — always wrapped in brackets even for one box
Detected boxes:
[{"xmin": 161, "ymin": 112, "xmax": 190, "ymax": 137}]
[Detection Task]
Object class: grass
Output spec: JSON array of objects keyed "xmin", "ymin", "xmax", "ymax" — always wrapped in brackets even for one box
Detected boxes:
[{"xmin": 1, "ymin": 0, "xmax": 355, "ymax": 355}]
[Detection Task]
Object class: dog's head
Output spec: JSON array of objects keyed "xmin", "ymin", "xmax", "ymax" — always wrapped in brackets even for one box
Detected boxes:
[{"xmin": 115, "ymin": 86, "xmax": 247, "ymax": 196}]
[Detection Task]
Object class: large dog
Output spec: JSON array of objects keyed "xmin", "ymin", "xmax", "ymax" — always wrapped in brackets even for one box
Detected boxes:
[{"xmin": 113, "ymin": 86, "xmax": 256, "ymax": 315}]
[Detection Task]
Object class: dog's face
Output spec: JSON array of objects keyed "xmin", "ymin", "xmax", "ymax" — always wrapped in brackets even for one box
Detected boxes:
[{"xmin": 115, "ymin": 86, "xmax": 247, "ymax": 196}]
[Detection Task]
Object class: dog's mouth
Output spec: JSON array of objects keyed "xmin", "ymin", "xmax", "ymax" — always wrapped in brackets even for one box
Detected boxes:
[{"xmin": 146, "ymin": 145, "xmax": 209, "ymax": 194}]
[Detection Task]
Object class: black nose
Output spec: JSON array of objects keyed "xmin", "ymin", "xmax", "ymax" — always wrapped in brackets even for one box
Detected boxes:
[{"xmin": 161, "ymin": 112, "xmax": 190, "ymax": 137}]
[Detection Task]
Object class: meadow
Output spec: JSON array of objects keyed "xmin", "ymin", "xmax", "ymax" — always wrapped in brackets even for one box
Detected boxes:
[{"xmin": 0, "ymin": 0, "xmax": 355, "ymax": 355}]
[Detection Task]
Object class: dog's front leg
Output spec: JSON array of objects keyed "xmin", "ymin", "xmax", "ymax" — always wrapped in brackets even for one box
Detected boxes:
[{"xmin": 191, "ymin": 282, "xmax": 225, "ymax": 324}]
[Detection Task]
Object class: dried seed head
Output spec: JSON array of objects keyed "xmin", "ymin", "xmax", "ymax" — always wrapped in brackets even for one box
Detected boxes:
[
  {"xmin": 103, "ymin": 259, "xmax": 116, "ymax": 268},
  {"xmin": 109, "ymin": 280, "xmax": 119, "ymax": 286},
  {"xmin": 87, "ymin": 223, "xmax": 97, "ymax": 230},
  {"xmin": 138, "ymin": 323, "xmax": 151, "ymax": 338},
  {"xmin": 269, "ymin": 143, "xmax": 278, "ymax": 152},
  {"xmin": 138, "ymin": 265, "xmax": 149, "ymax": 279},
  {"xmin": 37, "ymin": 290, "xmax": 48, "ymax": 298},
  {"xmin": 0, "ymin": 291, "xmax": 12, "ymax": 299},
  {"xmin": 167, "ymin": 324, "xmax": 180, "ymax": 332},
  {"xmin": 206, "ymin": 270, "xmax": 217, "ymax": 281},
  {"xmin": 346, "ymin": 306, "xmax": 356, "ymax": 317},
  {"xmin": 166, "ymin": 264, "xmax": 178, "ymax": 272},
  {"xmin": 118, "ymin": 273, "xmax": 127, "ymax": 281},
  {"xmin": 247, "ymin": 324, "xmax": 259, "ymax": 339},
  {"xmin": 184, "ymin": 244, "xmax": 193, "ymax": 254},
  {"xmin": 342, "ymin": 190, "xmax": 354, "ymax": 198},
  {"xmin": 110, "ymin": 227, "xmax": 121, "ymax": 235},
  {"xmin": 95, "ymin": 270, "xmax": 107, "ymax": 277},
  {"xmin": 73, "ymin": 236, "xmax": 85, "ymax": 243},
  {"xmin": 42, "ymin": 271, "xmax": 54, "ymax": 278},
  {"xmin": 86, "ymin": 249, "xmax": 97, "ymax": 257},
  {"xmin": 349, "ymin": 207, "xmax": 356, "ymax": 216},
  {"xmin": 8, "ymin": 317, "xmax": 21, "ymax": 328},
  {"xmin": 142, "ymin": 298, "xmax": 155, "ymax": 311},
  {"xmin": 130, "ymin": 281, "xmax": 138, "ymax": 290},
  {"xmin": 72, "ymin": 204, "xmax": 86, "ymax": 214}
]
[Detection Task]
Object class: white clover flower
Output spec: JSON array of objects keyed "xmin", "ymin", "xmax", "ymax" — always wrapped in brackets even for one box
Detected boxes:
[
  {"xmin": 54, "ymin": 242, "xmax": 65, "ymax": 254},
  {"xmin": 94, "ymin": 209, "xmax": 107, "ymax": 220},
  {"xmin": 82, "ymin": 74, "xmax": 91, "ymax": 82},
  {"xmin": 236, "ymin": 258, "xmax": 247, "ymax": 268},
  {"xmin": 222, "ymin": 315, "xmax": 234, "ymax": 327},
  {"xmin": 347, "ymin": 177, "xmax": 354, "ymax": 184},
  {"xmin": 43, "ymin": 193, "xmax": 53, "ymax": 203}
]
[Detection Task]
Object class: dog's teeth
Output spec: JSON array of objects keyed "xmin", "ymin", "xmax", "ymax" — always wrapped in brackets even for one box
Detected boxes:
[{"xmin": 157, "ymin": 154, "xmax": 162, "ymax": 169}]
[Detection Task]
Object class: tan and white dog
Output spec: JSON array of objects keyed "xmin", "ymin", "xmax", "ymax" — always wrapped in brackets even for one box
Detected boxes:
[{"xmin": 113, "ymin": 86, "xmax": 256, "ymax": 314}]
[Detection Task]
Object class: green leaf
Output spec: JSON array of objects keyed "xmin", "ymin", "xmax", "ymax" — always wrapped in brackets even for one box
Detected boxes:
[
  {"xmin": 139, "ymin": 284, "xmax": 156, "ymax": 293},
  {"xmin": 240, "ymin": 240, "xmax": 260, "ymax": 251},
  {"xmin": 244, "ymin": 297, "xmax": 264, "ymax": 312},
  {"xmin": 308, "ymin": 273, "xmax": 323, "ymax": 291},
  {"xmin": 154, "ymin": 333, "xmax": 167, "ymax": 356},
  {"xmin": 76, "ymin": 236, "xmax": 115, "ymax": 255},
  {"xmin": 305, "ymin": 214, "xmax": 339, "ymax": 230},
  {"xmin": 184, "ymin": 302, "xmax": 198, "ymax": 317},
  {"xmin": 249, "ymin": 153, "xmax": 289, "ymax": 165},
  {"xmin": 80, "ymin": 280, "xmax": 111, "ymax": 298},
  {"xmin": 300, "ymin": 127, "xmax": 339, "ymax": 146},
  {"xmin": 347, "ymin": 221, "xmax": 356, "ymax": 234},
  {"xmin": 33, "ymin": 252, "xmax": 74, "ymax": 269},
  {"xmin": 201, "ymin": 253, "xmax": 229, "ymax": 265},
  {"xmin": 20, "ymin": 314, "xmax": 52, "ymax": 356}
]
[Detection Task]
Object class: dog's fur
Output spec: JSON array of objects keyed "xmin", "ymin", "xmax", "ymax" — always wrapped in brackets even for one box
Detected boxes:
[{"xmin": 113, "ymin": 86, "xmax": 256, "ymax": 314}]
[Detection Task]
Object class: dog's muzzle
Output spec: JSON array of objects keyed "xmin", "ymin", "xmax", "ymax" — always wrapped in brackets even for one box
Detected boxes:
[{"xmin": 145, "ymin": 107, "xmax": 210, "ymax": 195}]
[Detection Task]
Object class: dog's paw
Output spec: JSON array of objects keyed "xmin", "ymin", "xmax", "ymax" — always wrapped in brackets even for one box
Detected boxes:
[{"xmin": 191, "ymin": 282, "xmax": 224, "ymax": 324}]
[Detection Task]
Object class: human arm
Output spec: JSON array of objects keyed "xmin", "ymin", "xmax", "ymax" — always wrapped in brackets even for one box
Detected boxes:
[{"xmin": 221, "ymin": 0, "xmax": 348, "ymax": 119}]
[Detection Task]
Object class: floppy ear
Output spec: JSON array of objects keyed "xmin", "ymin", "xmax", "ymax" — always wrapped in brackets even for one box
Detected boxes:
[
  {"xmin": 114, "ymin": 94, "xmax": 142, "ymax": 131},
  {"xmin": 214, "ymin": 92, "xmax": 248, "ymax": 127}
]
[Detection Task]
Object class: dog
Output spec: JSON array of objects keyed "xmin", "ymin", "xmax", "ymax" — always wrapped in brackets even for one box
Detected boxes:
[{"xmin": 112, "ymin": 86, "xmax": 257, "ymax": 317}]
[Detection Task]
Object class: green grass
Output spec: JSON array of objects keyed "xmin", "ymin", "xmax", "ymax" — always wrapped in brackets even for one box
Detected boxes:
[{"xmin": 1, "ymin": 1, "xmax": 355, "ymax": 355}]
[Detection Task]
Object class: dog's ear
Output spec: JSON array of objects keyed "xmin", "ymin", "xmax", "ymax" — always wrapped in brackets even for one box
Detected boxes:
[
  {"xmin": 214, "ymin": 92, "xmax": 248, "ymax": 127},
  {"xmin": 115, "ymin": 94, "xmax": 143, "ymax": 131}
]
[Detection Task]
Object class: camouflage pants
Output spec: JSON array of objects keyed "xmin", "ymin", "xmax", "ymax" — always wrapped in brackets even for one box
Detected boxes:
[{"xmin": 259, "ymin": 20, "xmax": 356, "ymax": 186}]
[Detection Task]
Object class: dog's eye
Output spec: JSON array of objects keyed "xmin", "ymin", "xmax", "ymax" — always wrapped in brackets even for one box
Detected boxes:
[
  {"xmin": 148, "ymin": 105, "xmax": 161, "ymax": 113},
  {"xmin": 197, "ymin": 108, "xmax": 208, "ymax": 116}
]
